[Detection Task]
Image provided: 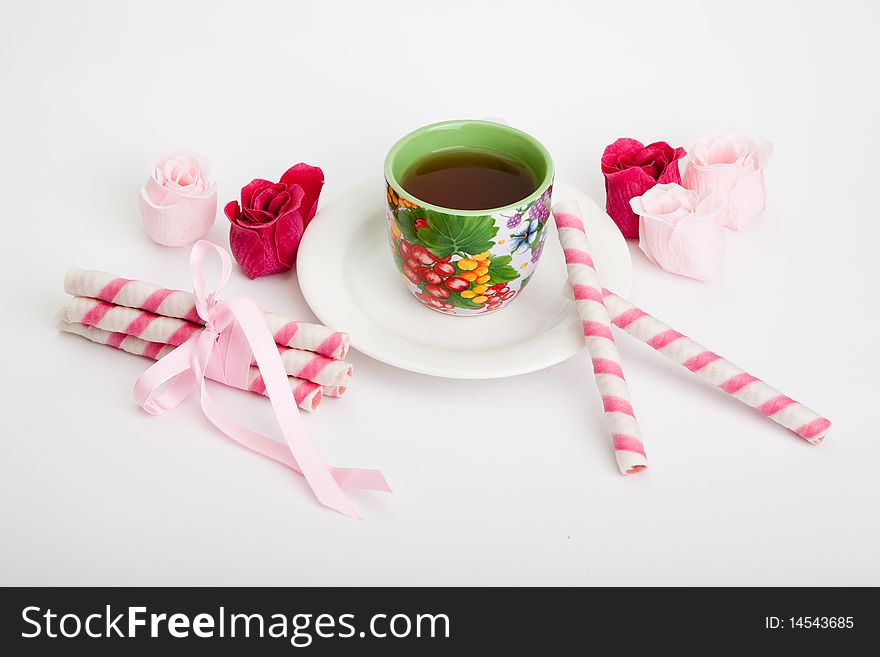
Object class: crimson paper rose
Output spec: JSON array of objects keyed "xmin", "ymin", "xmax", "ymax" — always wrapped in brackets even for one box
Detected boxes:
[
  {"xmin": 225, "ymin": 164, "xmax": 324, "ymax": 278},
  {"xmin": 601, "ymin": 138, "xmax": 686, "ymax": 238}
]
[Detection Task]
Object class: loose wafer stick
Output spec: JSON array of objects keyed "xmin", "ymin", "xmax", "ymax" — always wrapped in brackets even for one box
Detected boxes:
[
  {"xmin": 553, "ymin": 201, "xmax": 648, "ymax": 474},
  {"xmin": 63, "ymin": 297, "xmax": 353, "ymax": 387},
  {"xmin": 56, "ymin": 317, "xmax": 324, "ymax": 412},
  {"xmin": 64, "ymin": 266, "xmax": 350, "ymax": 359},
  {"xmin": 600, "ymin": 290, "xmax": 830, "ymax": 444}
]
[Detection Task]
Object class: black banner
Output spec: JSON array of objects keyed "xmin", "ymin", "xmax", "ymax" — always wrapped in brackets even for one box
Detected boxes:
[{"xmin": 0, "ymin": 587, "xmax": 873, "ymax": 654}]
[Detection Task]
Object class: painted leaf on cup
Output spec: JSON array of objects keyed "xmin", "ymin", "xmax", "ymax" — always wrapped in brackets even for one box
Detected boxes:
[
  {"xmin": 486, "ymin": 255, "xmax": 519, "ymax": 284},
  {"xmin": 444, "ymin": 290, "xmax": 482, "ymax": 310},
  {"xmin": 417, "ymin": 211, "xmax": 498, "ymax": 259},
  {"xmin": 391, "ymin": 242, "xmax": 405, "ymax": 271},
  {"xmin": 394, "ymin": 207, "xmax": 421, "ymax": 244}
]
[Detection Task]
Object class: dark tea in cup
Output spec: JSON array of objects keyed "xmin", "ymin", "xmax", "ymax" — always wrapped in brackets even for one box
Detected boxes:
[{"xmin": 400, "ymin": 149, "xmax": 538, "ymax": 211}]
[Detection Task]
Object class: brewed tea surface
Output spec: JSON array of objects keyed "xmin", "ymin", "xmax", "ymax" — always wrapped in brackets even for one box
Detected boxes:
[{"xmin": 400, "ymin": 149, "xmax": 538, "ymax": 210}]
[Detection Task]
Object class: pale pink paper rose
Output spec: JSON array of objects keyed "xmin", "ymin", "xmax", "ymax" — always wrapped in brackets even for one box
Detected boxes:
[
  {"xmin": 682, "ymin": 132, "xmax": 772, "ymax": 230},
  {"xmin": 139, "ymin": 149, "xmax": 217, "ymax": 246},
  {"xmin": 631, "ymin": 183, "xmax": 725, "ymax": 281}
]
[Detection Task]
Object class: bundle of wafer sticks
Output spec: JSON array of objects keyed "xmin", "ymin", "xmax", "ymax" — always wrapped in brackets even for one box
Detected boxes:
[{"xmin": 57, "ymin": 266, "xmax": 353, "ymax": 412}]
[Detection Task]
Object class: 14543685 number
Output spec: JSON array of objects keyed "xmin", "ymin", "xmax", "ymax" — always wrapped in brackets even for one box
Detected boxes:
[{"xmin": 790, "ymin": 617, "xmax": 854, "ymax": 629}]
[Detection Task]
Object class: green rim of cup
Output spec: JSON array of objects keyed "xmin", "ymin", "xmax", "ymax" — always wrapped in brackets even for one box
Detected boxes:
[{"xmin": 384, "ymin": 119, "xmax": 554, "ymax": 216}]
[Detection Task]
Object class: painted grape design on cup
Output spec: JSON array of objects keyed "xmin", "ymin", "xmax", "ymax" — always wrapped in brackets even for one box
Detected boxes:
[
  {"xmin": 386, "ymin": 183, "xmax": 540, "ymax": 314},
  {"xmin": 528, "ymin": 191, "xmax": 551, "ymax": 222},
  {"xmin": 394, "ymin": 236, "xmax": 502, "ymax": 312}
]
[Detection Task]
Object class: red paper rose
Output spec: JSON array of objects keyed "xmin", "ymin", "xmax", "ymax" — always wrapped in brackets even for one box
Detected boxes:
[
  {"xmin": 225, "ymin": 163, "xmax": 324, "ymax": 278},
  {"xmin": 601, "ymin": 138, "xmax": 686, "ymax": 238}
]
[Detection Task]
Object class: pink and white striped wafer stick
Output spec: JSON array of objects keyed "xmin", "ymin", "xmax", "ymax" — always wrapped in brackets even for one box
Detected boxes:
[
  {"xmin": 321, "ymin": 385, "xmax": 347, "ymax": 398},
  {"xmin": 600, "ymin": 290, "xmax": 831, "ymax": 445},
  {"xmin": 553, "ymin": 201, "xmax": 648, "ymax": 474},
  {"xmin": 64, "ymin": 266, "xmax": 350, "ymax": 359},
  {"xmin": 276, "ymin": 346, "xmax": 352, "ymax": 389},
  {"xmin": 63, "ymin": 297, "xmax": 353, "ymax": 387},
  {"xmin": 56, "ymin": 317, "xmax": 323, "ymax": 412}
]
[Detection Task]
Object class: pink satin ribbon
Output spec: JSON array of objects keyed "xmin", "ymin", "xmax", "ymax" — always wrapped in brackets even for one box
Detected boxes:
[{"xmin": 132, "ymin": 241, "xmax": 390, "ymax": 517}]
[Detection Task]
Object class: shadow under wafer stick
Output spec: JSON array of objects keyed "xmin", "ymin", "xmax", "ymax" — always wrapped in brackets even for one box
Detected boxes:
[
  {"xmin": 56, "ymin": 315, "xmax": 324, "ymax": 413},
  {"xmin": 64, "ymin": 265, "xmax": 350, "ymax": 359},
  {"xmin": 63, "ymin": 296, "xmax": 353, "ymax": 388}
]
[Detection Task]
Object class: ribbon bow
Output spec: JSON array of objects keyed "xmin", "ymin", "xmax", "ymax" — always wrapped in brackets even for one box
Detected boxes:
[{"xmin": 132, "ymin": 241, "xmax": 390, "ymax": 517}]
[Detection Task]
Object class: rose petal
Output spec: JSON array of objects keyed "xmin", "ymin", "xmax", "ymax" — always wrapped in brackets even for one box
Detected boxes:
[
  {"xmin": 645, "ymin": 203, "xmax": 690, "ymax": 223},
  {"xmin": 284, "ymin": 183, "xmax": 305, "ymax": 217},
  {"xmin": 638, "ymin": 201, "xmax": 724, "ymax": 281},
  {"xmin": 229, "ymin": 222, "xmax": 286, "ymax": 279},
  {"xmin": 604, "ymin": 167, "xmax": 658, "ymax": 238},
  {"xmin": 250, "ymin": 183, "xmax": 285, "ymax": 212},
  {"xmin": 140, "ymin": 185, "xmax": 217, "ymax": 247},
  {"xmin": 644, "ymin": 141, "xmax": 677, "ymax": 161},
  {"xmin": 241, "ymin": 207, "xmax": 278, "ymax": 226},
  {"xmin": 170, "ymin": 161, "xmax": 197, "ymax": 186},
  {"xmin": 688, "ymin": 133, "xmax": 771, "ymax": 170},
  {"xmin": 155, "ymin": 149, "xmax": 211, "ymax": 185},
  {"xmin": 631, "ymin": 183, "xmax": 699, "ymax": 226},
  {"xmin": 724, "ymin": 167, "xmax": 767, "ymax": 229},
  {"xmin": 227, "ymin": 207, "xmax": 306, "ymax": 277},
  {"xmin": 279, "ymin": 163, "xmax": 324, "ymax": 227},
  {"xmin": 665, "ymin": 213, "xmax": 725, "ymax": 280},
  {"xmin": 684, "ymin": 163, "xmax": 744, "ymax": 228},
  {"xmin": 272, "ymin": 209, "xmax": 305, "ymax": 268},
  {"xmin": 601, "ymin": 138, "xmax": 645, "ymax": 173},
  {"xmin": 682, "ymin": 134, "xmax": 770, "ymax": 229},
  {"xmin": 240, "ymin": 178, "xmax": 275, "ymax": 209},
  {"xmin": 632, "ymin": 145, "xmax": 664, "ymax": 168},
  {"xmin": 656, "ymin": 153, "xmax": 684, "ymax": 185},
  {"xmin": 638, "ymin": 214, "xmax": 673, "ymax": 268},
  {"xmin": 224, "ymin": 200, "xmax": 242, "ymax": 224},
  {"xmin": 616, "ymin": 153, "xmax": 635, "ymax": 169},
  {"xmin": 629, "ymin": 195, "xmax": 647, "ymax": 217},
  {"xmin": 640, "ymin": 163, "xmax": 661, "ymax": 179},
  {"xmin": 706, "ymin": 136, "xmax": 747, "ymax": 166},
  {"xmin": 267, "ymin": 189, "xmax": 291, "ymax": 215},
  {"xmin": 143, "ymin": 175, "xmax": 174, "ymax": 206}
]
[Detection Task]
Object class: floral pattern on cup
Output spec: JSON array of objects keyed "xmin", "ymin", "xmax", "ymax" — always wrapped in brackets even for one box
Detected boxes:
[{"xmin": 385, "ymin": 183, "xmax": 552, "ymax": 315}]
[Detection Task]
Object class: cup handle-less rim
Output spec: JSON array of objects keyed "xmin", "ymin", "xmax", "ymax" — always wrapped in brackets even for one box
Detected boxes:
[{"xmin": 383, "ymin": 118, "xmax": 554, "ymax": 216}]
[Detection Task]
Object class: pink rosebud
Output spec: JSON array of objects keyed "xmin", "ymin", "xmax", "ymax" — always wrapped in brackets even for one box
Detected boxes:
[
  {"xmin": 601, "ymin": 138, "xmax": 686, "ymax": 238},
  {"xmin": 630, "ymin": 183, "xmax": 725, "ymax": 281},
  {"xmin": 138, "ymin": 149, "xmax": 217, "ymax": 246},
  {"xmin": 225, "ymin": 164, "xmax": 324, "ymax": 279},
  {"xmin": 682, "ymin": 132, "xmax": 772, "ymax": 230}
]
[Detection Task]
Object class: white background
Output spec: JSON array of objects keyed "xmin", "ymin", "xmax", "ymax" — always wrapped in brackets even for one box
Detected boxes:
[{"xmin": 2, "ymin": 0, "xmax": 878, "ymax": 586}]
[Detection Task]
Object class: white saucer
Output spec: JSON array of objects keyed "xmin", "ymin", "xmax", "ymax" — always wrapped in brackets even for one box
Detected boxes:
[{"xmin": 297, "ymin": 178, "xmax": 631, "ymax": 379}]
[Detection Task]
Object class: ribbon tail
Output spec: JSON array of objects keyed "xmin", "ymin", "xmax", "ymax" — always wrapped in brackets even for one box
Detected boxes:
[
  {"xmin": 132, "ymin": 337, "xmax": 200, "ymax": 415},
  {"xmin": 197, "ymin": 382, "xmax": 388, "ymax": 492},
  {"xmin": 225, "ymin": 297, "xmax": 371, "ymax": 518},
  {"xmin": 198, "ymin": 382, "xmax": 355, "ymax": 517},
  {"xmin": 329, "ymin": 468, "xmax": 392, "ymax": 492}
]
